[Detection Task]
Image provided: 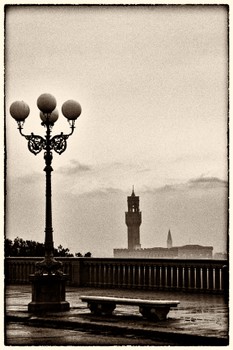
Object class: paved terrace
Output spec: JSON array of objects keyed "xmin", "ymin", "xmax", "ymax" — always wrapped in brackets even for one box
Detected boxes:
[{"xmin": 5, "ymin": 285, "xmax": 229, "ymax": 346}]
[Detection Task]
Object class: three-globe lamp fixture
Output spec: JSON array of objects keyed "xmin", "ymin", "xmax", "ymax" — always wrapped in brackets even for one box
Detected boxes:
[{"xmin": 10, "ymin": 93, "xmax": 82, "ymax": 275}]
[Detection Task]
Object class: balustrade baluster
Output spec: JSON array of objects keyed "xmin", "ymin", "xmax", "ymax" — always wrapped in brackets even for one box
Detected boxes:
[
  {"xmin": 155, "ymin": 265, "xmax": 159, "ymax": 287},
  {"xmin": 20, "ymin": 263, "xmax": 23, "ymax": 283},
  {"xmin": 93, "ymin": 263, "xmax": 97, "ymax": 286},
  {"xmin": 168, "ymin": 266, "xmax": 172, "ymax": 289},
  {"xmin": 112, "ymin": 264, "xmax": 116, "ymax": 286},
  {"xmin": 102, "ymin": 264, "xmax": 106, "ymax": 287},
  {"xmin": 220, "ymin": 268, "xmax": 222, "ymax": 291},
  {"xmin": 177, "ymin": 266, "xmax": 180, "ymax": 289},
  {"xmin": 173, "ymin": 266, "xmax": 177, "ymax": 289},
  {"xmin": 196, "ymin": 266, "xmax": 201, "ymax": 290},
  {"xmin": 208, "ymin": 267, "xmax": 213, "ymax": 291},
  {"xmin": 21, "ymin": 263, "xmax": 25, "ymax": 283},
  {"xmin": 118, "ymin": 264, "xmax": 121, "ymax": 287},
  {"xmin": 148, "ymin": 265, "xmax": 152, "ymax": 288},
  {"xmin": 12, "ymin": 263, "xmax": 16, "ymax": 283},
  {"xmin": 182, "ymin": 267, "xmax": 185, "ymax": 289},
  {"xmin": 17, "ymin": 263, "xmax": 20, "ymax": 283},
  {"xmin": 200, "ymin": 267, "xmax": 203, "ymax": 290},
  {"xmin": 132, "ymin": 265, "xmax": 136, "ymax": 287},
  {"xmin": 87, "ymin": 263, "xmax": 91, "ymax": 286},
  {"xmin": 213, "ymin": 268, "xmax": 216, "ymax": 290},
  {"xmin": 25, "ymin": 263, "xmax": 29, "ymax": 283},
  {"xmin": 88, "ymin": 264, "xmax": 92, "ymax": 286},
  {"xmin": 107, "ymin": 264, "xmax": 111, "ymax": 286},
  {"xmin": 143, "ymin": 265, "xmax": 146, "ymax": 287},
  {"xmin": 138, "ymin": 265, "xmax": 141, "ymax": 287},
  {"xmin": 206, "ymin": 268, "xmax": 209, "ymax": 290},
  {"xmin": 105, "ymin": 264, "xmax": 109, "ymax": 286},
  {"xmin": 127, "ymin": 265, "xmax": 131, "ymax": 288},
  {"xmin": 194, "ymin": 267, "xmax": 197, "ymax": 289},
  {"xmin": 170, "ymin": 266, "xmax": 173, "ymax": 288},
  {"xmin": 164, "ymin": 266, "xmax": 167, "ymax": 288},
  {"xmin": 159, "ymin": 266, "xmax": 162, "ymax": 288},
  {"xmin": 14, "ymin": 263, "xmax": 17, "ymax": 283},
  {"xmin": 106, "ymin": 264, "xmax": 109, "ymax": 285},
  {"xmin": 99, "ymin": 263, "xmax": 102, "ymax": 287},
  {"xmin": 122, "ymin": 265, "xmax": 126, "ymax": 287},
  {"xmin": 103, "ymin": 264, "xmax": 107, "ymax": 286},
  {"xmin": 215, "ymin": 267, "xmax": 220, "ymax": 290},
  {"xmin": 202, "ymin": 267, "xmax": 207, "ymax": 290},
  {"xmin": 16, "ymin": 263, "xmax": 20, "ymax": 283},
  {"xmin": 188, "ymin": 267, "xmax": 191, "ymax": 289},
  {"xmin": 10, "ymin": 263, "xmax": 15, "ymax": 283},
  {"xmin": 152, "ymin": 265, "xmax": 155, "ymax": 288}
]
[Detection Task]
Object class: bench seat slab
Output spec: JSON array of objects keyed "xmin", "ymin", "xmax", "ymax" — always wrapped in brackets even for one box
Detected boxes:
[{"xmin": 81, "ymin": 296, "xmax": 179, "ymax": 321}]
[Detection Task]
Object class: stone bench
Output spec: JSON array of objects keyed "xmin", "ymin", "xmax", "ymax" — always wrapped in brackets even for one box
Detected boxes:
[{"xmin": 80, "ymin": 295, "xmax": 180, "ymax": 321}]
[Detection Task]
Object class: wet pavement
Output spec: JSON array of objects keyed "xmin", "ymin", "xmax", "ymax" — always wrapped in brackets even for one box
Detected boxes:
[
  {"xmin": 7, "ymin": 322, "xmax": 179, "ymax": 346},
  {"xmin": 5, "ymin": 284, "xmax": 229, "ymax": 346}
]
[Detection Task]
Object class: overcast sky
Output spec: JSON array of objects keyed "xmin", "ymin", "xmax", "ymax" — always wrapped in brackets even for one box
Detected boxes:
[{"xmin": 5, "ymin": 5, "xmax": 228, "ymax": 257}]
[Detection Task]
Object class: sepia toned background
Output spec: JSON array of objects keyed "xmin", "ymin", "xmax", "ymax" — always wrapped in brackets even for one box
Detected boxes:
[{"xmin": 5, "ymin": 5, "xmax": 228, "ymax": 257}]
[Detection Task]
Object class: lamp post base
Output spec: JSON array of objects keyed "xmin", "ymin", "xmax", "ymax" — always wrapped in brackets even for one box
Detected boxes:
[{"xmin": 28, "ymin": 274, "xmax": 70, "ymax": 313}]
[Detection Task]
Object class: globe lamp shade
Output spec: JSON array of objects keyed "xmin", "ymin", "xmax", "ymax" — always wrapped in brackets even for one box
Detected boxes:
[
  {"xmin": 40, "ymin": 109, "xmax": 59, "ymax": 123},
  {"xmin": 37, "ymin": 93, "xmax": 57, "ymax": 113},
  {"xmin": 10, "ymin": 101, "xmax": 30, "ymax": 121},
  {"xmin": 62, "ymin": 100, "xmax": 82, "ymax": 120}
]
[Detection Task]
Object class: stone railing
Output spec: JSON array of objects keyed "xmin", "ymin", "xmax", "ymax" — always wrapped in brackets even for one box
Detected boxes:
[
  {"xmin": 5, "ymin": 257, "xmax": 76, "ymax": 285},
  {"xmin": 5, "ymin": 257, "xmax": 228, "ymax": 294}
]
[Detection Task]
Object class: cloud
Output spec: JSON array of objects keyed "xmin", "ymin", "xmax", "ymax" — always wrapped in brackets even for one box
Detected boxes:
[
  {"xmin": 188, "ymin": 176, "xmax": 228, "ymax": 189},
  {"xmin": 142, "ymin": 176, "xmax": 227, "ymax": 194},
  {"xmin": 56, "ymin": 159, "xmax": 139, "ymax": 177},
  {"xmin": 12, "ymin": 172, "xmax": 43, "ymax": 185},
  {"xmin": 155, "ymin": 184, "xmax": 179, "ymax": 193},
  {"xmin": 57, "ymin": 159, "xmax": 92, "ymax": 175},
  {"xmin": 79, "ymin": 187, "xmax": 125, "ymax": 198}
]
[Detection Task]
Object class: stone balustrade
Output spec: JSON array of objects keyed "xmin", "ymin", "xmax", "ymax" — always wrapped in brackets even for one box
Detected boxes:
[{"xmin": 5, "ymin": 257, "xmax": 228, "ymax": 294}]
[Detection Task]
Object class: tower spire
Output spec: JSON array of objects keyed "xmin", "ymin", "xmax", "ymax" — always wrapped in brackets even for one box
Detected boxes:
[
  {"xmin": 132, "ymin": 185, "xmax": 135, "ymax": 196},
  {"xmin": 167, "ymin": 229, "xmax": 172, "ymax": 249}
]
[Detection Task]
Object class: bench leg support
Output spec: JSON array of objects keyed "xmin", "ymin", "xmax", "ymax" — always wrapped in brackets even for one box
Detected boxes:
[
  {"xmin": 88, "ymin": 302, "xmax": 116, "ymax": 316},
  {"xmin": 139, "ymin": 306, "xmax": 170, "ymax": 321}
]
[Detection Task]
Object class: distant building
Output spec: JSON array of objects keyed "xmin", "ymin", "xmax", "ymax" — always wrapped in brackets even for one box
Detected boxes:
[
  {"xmin": 176, "ymin": 245, "xmax": 213, "ymax": 259},
  {"xmin": 114, "ymin": 189, "xmax": 213, "ymax": 259},
  {"xmin": 114, "ymin": 244, "xmax": 213, "ymax": 259},
  {"xmin": 213, "ymin": 252, "xmax": 228, "ymax": 260}
]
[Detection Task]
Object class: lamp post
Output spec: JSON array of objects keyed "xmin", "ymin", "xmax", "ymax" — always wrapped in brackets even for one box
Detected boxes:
[{"xmin": 10, "ymin": 93, "xmax": 82, "ymax": 312}]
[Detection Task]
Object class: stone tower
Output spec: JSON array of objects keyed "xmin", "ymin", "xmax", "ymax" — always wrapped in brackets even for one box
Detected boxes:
[
  {"xmin": 167, "ymin": 229, "xmax": 172, "ymax": 249},
  {"xmin": 125, "ymin": 187, "xmax": 142, "ymax": 250}
]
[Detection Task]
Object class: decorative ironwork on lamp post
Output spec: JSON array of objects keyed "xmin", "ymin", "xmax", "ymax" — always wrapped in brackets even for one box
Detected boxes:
[{"xmin": 10, "ymin": 93, "xmax": 82, "ymax": 276}]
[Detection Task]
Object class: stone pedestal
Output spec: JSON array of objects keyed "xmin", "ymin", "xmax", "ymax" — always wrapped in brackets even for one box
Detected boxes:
[{"xmin": 28, "ymin": 274, "xmax": 70, "ymax": 313}]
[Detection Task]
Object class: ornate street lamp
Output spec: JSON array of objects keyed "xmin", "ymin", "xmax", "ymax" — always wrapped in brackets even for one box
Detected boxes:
[{"xmin": 10, "ymin": 93, "xmax": 82, "ymax": 312}]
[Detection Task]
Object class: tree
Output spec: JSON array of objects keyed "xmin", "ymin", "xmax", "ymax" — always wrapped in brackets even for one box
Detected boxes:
[
  {"xmin": 75, "ymin": 252, "xmax": 92, "ymax": 257},
  {"xmin": 84, "ymin": 252, "xmax": 92, "ymax": 257},
  {"xmin": 5, "ymin": 237, "xmax": 74, "ymax": 257},
  {"xmin": 54, "ymin": 245, "xmax": 73, "ymax": 257},
  {"xmin": 75, "ymin": 252, "xmax": 83, "ymax": 257}
]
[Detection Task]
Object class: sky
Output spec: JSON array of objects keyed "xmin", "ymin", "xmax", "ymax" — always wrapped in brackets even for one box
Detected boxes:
[{"xmin": 5, "ymin": 4, "xmax": 228, "ymax": 257}]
